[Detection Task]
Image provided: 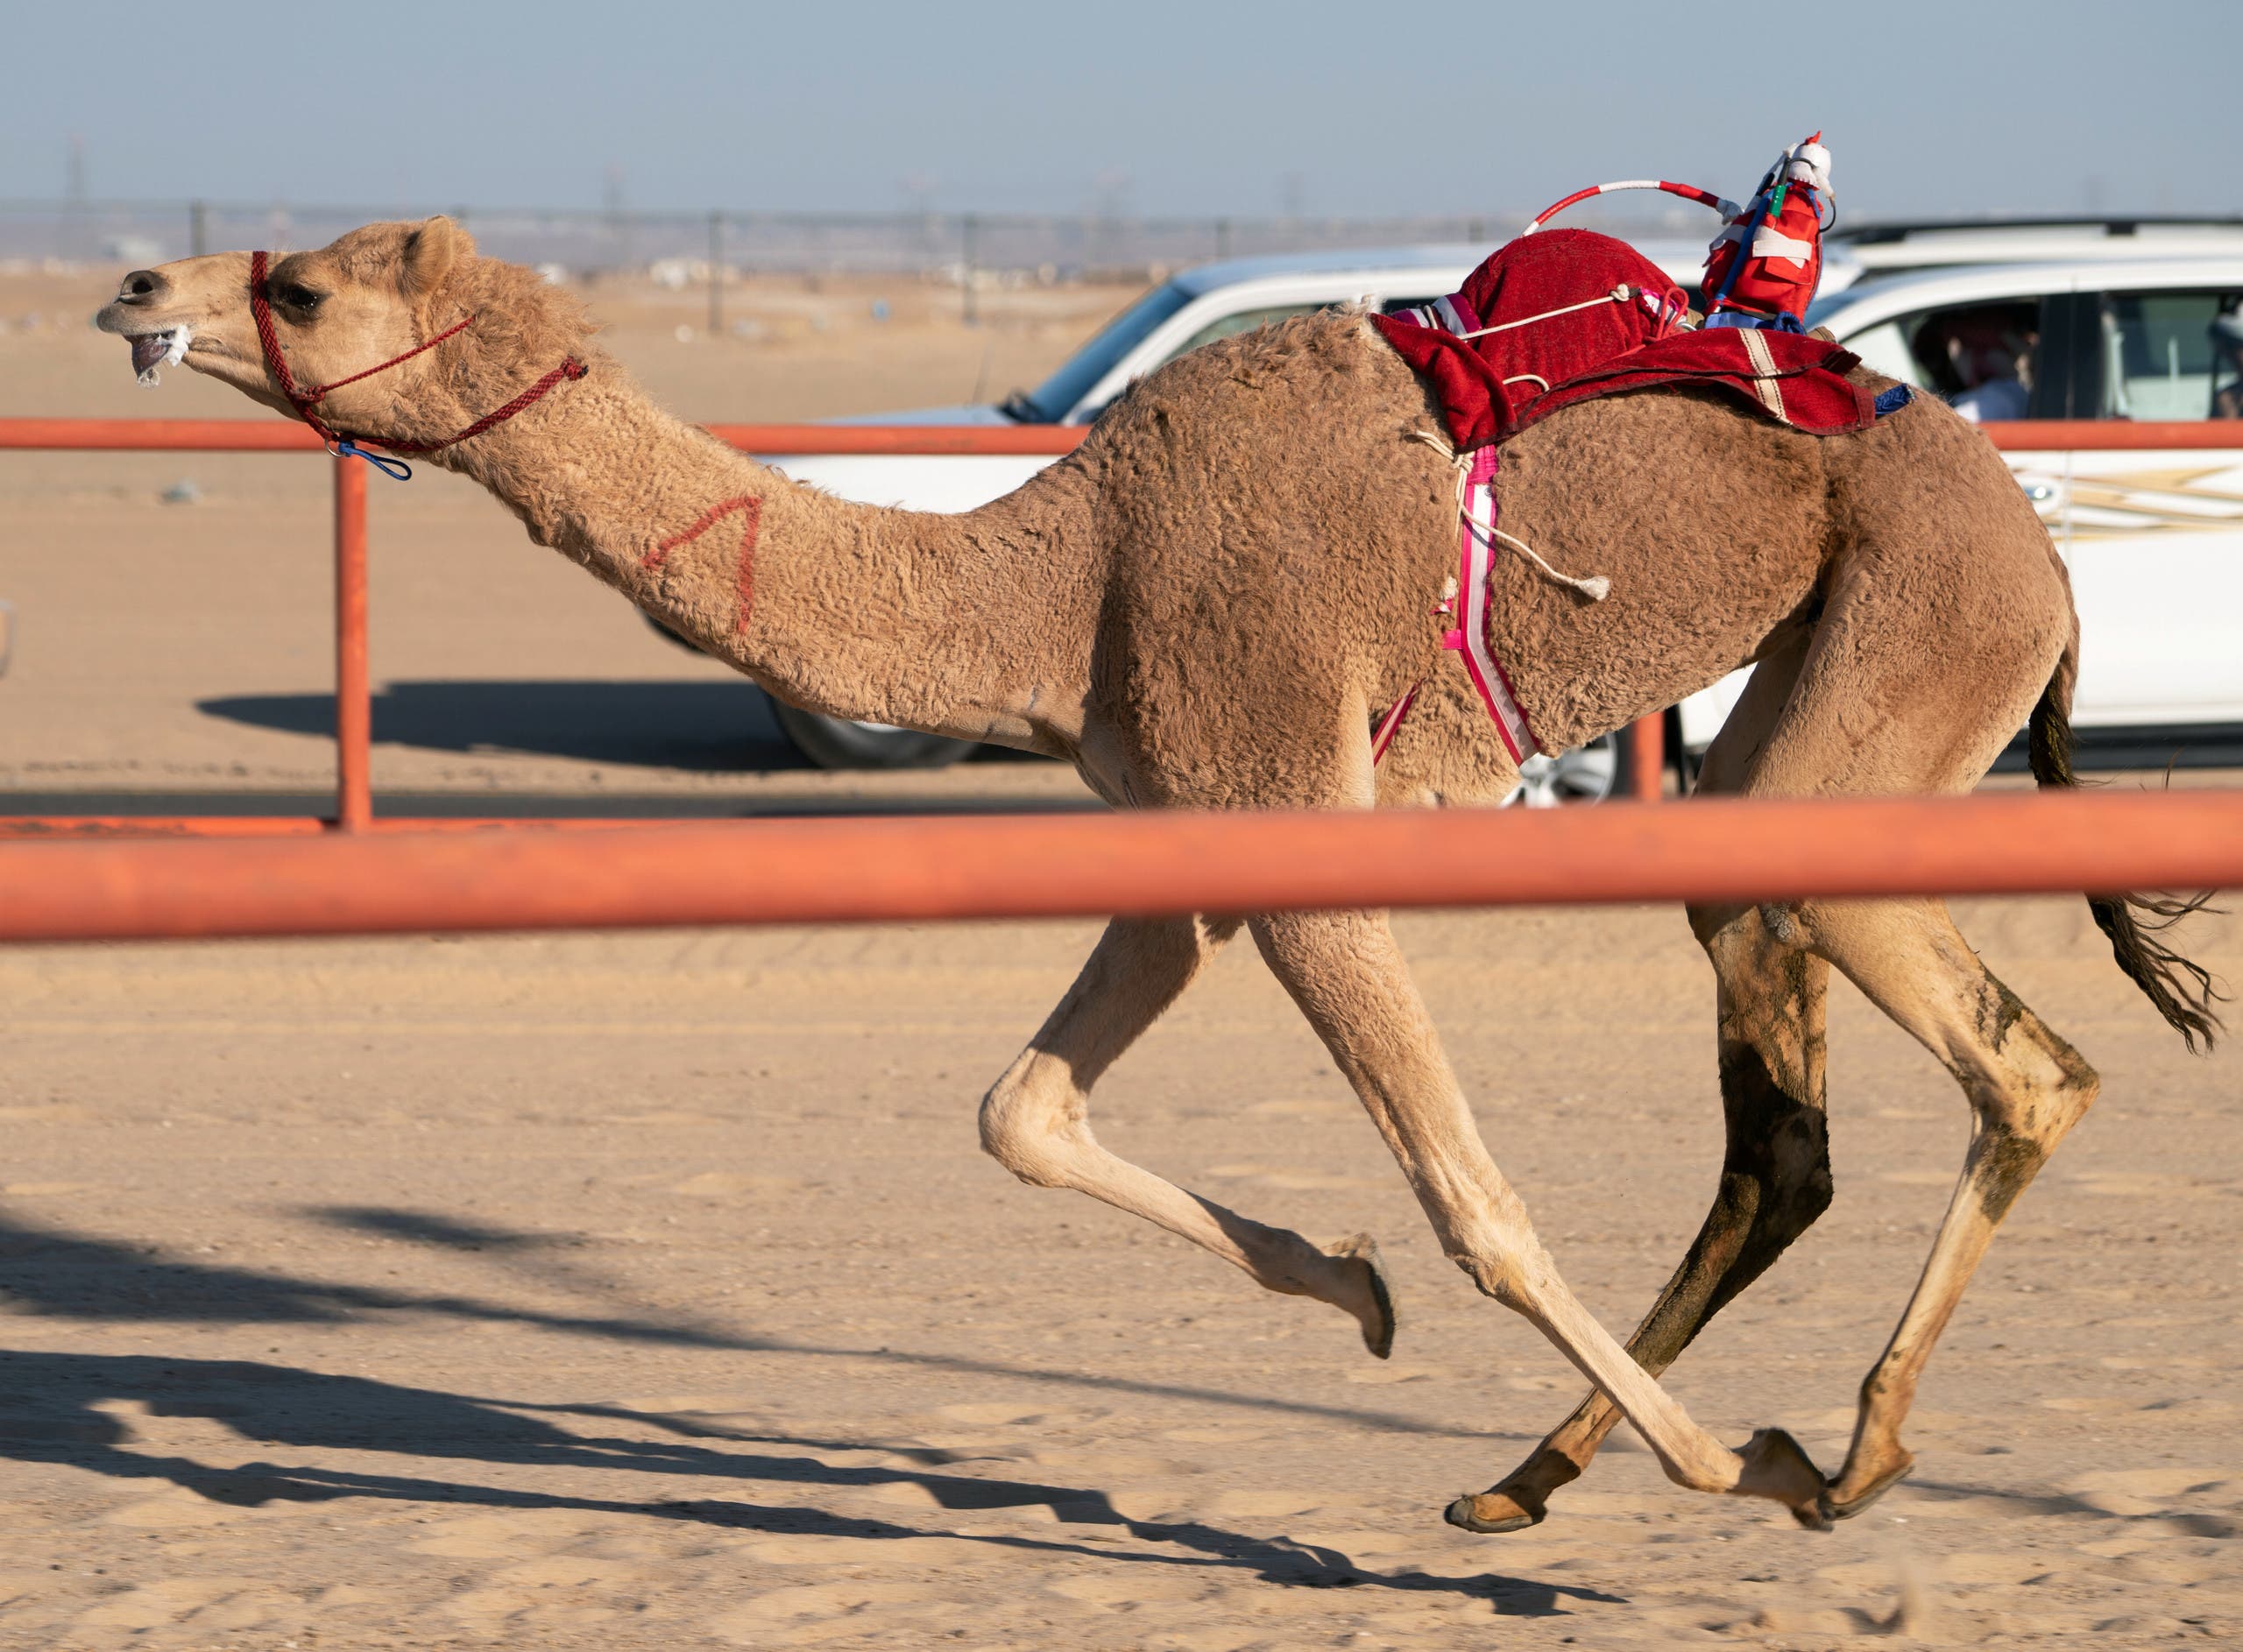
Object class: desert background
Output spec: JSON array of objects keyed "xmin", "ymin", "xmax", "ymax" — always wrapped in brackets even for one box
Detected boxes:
[{"xmin": 2, "ymin": 263, "xmax": 2239, "ymax": 1650}]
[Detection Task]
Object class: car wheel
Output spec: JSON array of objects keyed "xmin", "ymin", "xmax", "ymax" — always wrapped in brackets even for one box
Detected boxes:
[
  {"xmin": 770, "ymin": 700, "xmax": 977, "ymax": 771},
  {"xmin": 1504, "ymin": 733, "xmax": 1618, "ymax": 808}
]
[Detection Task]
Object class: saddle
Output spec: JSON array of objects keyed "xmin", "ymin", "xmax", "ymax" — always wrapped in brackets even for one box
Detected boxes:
[
  {"xmin": 1364, "ymin": 229, "xmax": 1894, "ymax": 768},
  {"xmin": 1369, "ymin": 229, "xmax": 1877, "ymax": 452}
]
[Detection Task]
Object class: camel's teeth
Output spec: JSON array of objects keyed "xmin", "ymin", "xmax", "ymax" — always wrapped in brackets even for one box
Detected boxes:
[{"xmin": 130, "ymin": 328, "xmax": 189, "ymax": 386}]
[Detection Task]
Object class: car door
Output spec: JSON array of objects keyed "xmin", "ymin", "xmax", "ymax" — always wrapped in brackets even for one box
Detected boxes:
[{"xmin": 2045, "ymin": 284, "xmax": 2243, "ymax": 731}]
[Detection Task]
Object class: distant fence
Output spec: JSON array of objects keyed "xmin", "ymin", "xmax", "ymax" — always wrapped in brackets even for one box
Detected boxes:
[{"xmin": 0, "ymin": 197, "xmax": 1561, "ymax": 285}]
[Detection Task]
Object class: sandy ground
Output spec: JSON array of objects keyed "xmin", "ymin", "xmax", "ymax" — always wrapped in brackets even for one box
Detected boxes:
[
  {"xmin": 3, "ymin": 264, "xmax": 2241, "ymax": 1648},
  {"xmin": 0, "ymin": 900, "xmax": 2236, "ymax": 1650}
]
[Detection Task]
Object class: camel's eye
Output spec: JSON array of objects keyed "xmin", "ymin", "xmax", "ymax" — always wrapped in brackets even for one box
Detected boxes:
[{"xmin": 276, "ymin": 284, "xmax": 322, "ymax": 314}]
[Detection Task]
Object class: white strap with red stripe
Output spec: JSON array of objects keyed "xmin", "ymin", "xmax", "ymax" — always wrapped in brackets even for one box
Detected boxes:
[{"xmin": 1441, "ymin": 448, "xmax": 1539, "ymax": 762}]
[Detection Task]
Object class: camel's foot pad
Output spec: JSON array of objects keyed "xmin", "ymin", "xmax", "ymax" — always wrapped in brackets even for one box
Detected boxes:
[
  {"xmin": 1325, "ymin": 1232, "xmax": 1397, "ymax": 1360},
  {"xmin": 1443, "ymin": 1489, "xmax": 1546, "ymax": 1535},
  {"xmin": 1821, "ymin": 1451, "xmax": 1915, "ymax": 1523}
]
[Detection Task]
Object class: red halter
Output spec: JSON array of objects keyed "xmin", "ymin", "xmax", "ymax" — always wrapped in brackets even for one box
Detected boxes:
[{"xmin": 249, "ymin": 249, "xmax": 586, "ymax": 467}]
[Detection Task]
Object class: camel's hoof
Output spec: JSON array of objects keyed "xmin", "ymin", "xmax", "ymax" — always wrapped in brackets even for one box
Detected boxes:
[
  {"xmin": 1735, "ymin": 1428, "xmax": 1831, "ymax": 1531},
  {"xmin": 1443, "ymin": 1489, "xmax": 1546, "ymax": 1535},
  {"xmin": 1326, "ymin": 1232, "xmax": 1397, "ymax": 1360},
  {"xmin": 1820, "ymin": 1453, "xmax": 1915, "ymax": 1523}
]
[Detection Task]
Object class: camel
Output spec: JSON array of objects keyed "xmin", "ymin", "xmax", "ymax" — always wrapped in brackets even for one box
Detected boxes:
[{"xmin": 95, "ymin": 218, "xmax": 2219, "ymax": 1535}]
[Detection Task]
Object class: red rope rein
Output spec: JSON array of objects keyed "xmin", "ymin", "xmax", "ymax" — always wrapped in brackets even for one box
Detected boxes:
[
  {"xmin": 296, "ymin": 312, "xmax": 476, "ymax": 402},
  {"xmin": 367, "ymin": 358, "xmax": 589, "ymax": 455},
  {"xmin": 249, "ymin": 249, "xmax": 584, "ymax": 459}
]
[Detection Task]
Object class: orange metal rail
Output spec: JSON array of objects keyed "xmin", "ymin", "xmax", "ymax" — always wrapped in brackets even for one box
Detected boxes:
[
  {"xmin": 4, "ymin": 418, "xmax": 2232, "ymax": 455},
  {"xmin": 1, "ymin": 790, "xmax": 2237, "ymax": 944},
  {"xmin": 1975, "ymin": 421, "xmax": 2243, "ymax": 450},
  {"xmin": 0, "ymin": 420, "xmax": 1087, "ymax": 456},
  {"xmin": 0, "ymin": 816, "xmax": 660, "ymax": 839},
  {"xmin": 1, "ymin": 416, "xmax": 2229, "ymax": 831}
]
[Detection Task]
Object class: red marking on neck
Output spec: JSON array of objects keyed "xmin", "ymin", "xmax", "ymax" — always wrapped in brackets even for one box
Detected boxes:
[{"xmin": 640, "ymin": 496, "xmax": 763, "ymax": 636}]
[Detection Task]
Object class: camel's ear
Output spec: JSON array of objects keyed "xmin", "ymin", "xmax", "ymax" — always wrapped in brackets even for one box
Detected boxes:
[{"xmin": 400, "ymin": 216, "xmax": 470, "ymax": 299}]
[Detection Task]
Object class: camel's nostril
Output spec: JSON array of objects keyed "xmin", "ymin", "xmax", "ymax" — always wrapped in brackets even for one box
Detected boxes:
[{"xmin": 120, "ymin": 270, "xmax": 164, "ymax": 303}]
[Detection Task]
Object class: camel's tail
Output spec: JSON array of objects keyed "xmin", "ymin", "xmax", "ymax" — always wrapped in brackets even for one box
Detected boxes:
[{"xmin": 2028, "ymin": 629, "xmax": 2225, "ymax": 1052}]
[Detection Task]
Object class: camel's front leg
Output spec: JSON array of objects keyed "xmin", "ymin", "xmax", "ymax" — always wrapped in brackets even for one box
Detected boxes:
[
  {"xmin": 1453, "ymin": 905, "xmax": 1835, "ymax": 1532},
  {"xmin": 1248, "ymin": 906, "xmax": 1830, "ymax": 1527},
  {"xmin": 980, "ymin": 914, "xmax": 1396, "ymax": 1356}
]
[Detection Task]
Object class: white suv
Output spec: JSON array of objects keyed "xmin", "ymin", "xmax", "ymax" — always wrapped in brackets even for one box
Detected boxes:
[
  {"xmin": 1678, "ymin": 242, "xmax": 2243, "ymax": 773},
  {"xmin": 745, "ymin": 221, "xmax": 2243, "ymax": 780}
]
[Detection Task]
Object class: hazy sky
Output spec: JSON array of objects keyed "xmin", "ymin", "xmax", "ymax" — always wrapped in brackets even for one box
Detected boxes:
[{"xmin": 7, "ymin": 0, "xmax": 2233, "ymax": 222}]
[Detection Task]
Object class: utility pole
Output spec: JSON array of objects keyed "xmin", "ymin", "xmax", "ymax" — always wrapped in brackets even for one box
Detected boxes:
[
  {"xmin": 961, "ymin": 213, "xmax": 979, "ymax": 327},
  {"xmin": 604, "ymin": 165, "xmax": 630, "ymax": 275},
  {"xmin": 707, "ymin": 210, "xmax": 724, "ymax": 336},
  {"xmin": 189, "ymin": 200, "xmax": 209, "ymax": 258},
  {"xmin": 65, "ymin": 135, "xmax": 88, "ymax": 262}
]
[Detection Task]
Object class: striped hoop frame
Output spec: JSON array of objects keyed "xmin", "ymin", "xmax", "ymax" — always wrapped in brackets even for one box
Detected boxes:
[{"xmin": 1522, "ymin": 180, "xmax": 1740, "ymax": 236}]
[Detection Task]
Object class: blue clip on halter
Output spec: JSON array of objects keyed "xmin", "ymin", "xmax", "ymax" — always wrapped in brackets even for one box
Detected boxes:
[{"xmin": 331, "ymin": 439, "xmax": 414, "ymax": 482}]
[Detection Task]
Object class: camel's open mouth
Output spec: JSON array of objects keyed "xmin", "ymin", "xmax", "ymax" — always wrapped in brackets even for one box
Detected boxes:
[{"xmin": 127, "ymin": 327, "xmax": 191, "ymax": 386}]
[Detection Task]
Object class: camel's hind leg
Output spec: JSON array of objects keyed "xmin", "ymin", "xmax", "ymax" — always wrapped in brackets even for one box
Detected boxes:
[
  {"xmin": 1454, "ymin": 638, "xmax": 1836, "ymax": 1533},
  {"xmin": 1468, "ymin": 466, "xmax": 2083, "ymax": 1530},
  {"xmin": 1673, "ymin": 503, "xmax": 2084, "ymax": 1520},
  {"xmin": 980, "ymin": 914, "xmax": 1397, "ymax": 1356},
  {"xmin": 1808, "ymin": 900, "xmax": 2098, "ymax": 1517}
]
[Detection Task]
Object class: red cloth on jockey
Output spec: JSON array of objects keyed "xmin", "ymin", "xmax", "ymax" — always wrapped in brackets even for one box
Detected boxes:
[
  {"xmin": 1703, "ymin": 184, "xmax": 1826, "ymax": 324},
  {"xmin": 1368, "ymin": 229, "xmax": 1874, "ymax": 450}
]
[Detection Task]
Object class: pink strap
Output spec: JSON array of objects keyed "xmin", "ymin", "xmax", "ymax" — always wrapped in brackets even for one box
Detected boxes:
[
  {"xmin": 1372, "ymin": 447, "xmax": 1546, "ymax": 769},
  {"xmin": 1369, "ymin": 682, "xmax": 1419, "ymax": 765},
  {"xmin": 1443, "ymin": 448, "xmax": 1540, "ymax": 762}
]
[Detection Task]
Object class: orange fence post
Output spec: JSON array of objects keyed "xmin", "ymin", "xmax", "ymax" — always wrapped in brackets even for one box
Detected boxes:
[
  {"xmin": 332, "ymin": 454, "xmax": 371, "ymax": 831},
  {"xmin": 1625, "ymin": 713, "xmax": 1665, "ymax": 801}
]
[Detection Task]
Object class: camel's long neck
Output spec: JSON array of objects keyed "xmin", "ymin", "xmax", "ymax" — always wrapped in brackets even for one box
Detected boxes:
[{"xmin": 444, "ymin": 364, "xmax": 1100, "ymax": 752}]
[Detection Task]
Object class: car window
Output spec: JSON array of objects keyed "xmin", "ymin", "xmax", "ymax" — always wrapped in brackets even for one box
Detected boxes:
[
  {"xmin": 1158, "ymin": 302, "xmax": 1334, "ymax": 364},
  {"xmin": 1836, "ymin": 318, "xmax": 1921, "ymax": 386},
  {"xmin": 1022, "ymin": 279, "xmax": 1196, "ymax": 422},
  {"xmin": 2093, "ymin": 290, "xmax": 2243, "ymax": 420},
  {"xmin": 1838, "ymin": 298, "xmax": 2054, "ymax": 422}
]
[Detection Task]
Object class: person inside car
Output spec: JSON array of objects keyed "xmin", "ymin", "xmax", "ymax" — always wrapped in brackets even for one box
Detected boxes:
[
  {"xmin": 1918, "ymin": 305, "xmax": 2039, "ymax": 423},
  {"xmin": 2214, "ymin": 307, "xmax": 2243, "ymax": 419}
]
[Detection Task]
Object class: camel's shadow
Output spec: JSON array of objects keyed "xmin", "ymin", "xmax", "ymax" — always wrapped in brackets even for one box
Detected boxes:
[
  {"xmin": 200, "ymin": 679, "xmax": 805, "ymax": 771},
  {"xmin": 0, "ymin": 1205, "xmax": 1478, "ymax": 1440},
  {"xmin": 196, "ymin": 680, "xmax": 1050, "ymax": 773},
  {"xmin": 0, "ymin": 1349, "xmax": 1621, "ymax": 1616}
]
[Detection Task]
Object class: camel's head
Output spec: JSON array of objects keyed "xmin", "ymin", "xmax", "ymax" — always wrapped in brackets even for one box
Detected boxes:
[{"xmin": 95, "ymin": 218, "xmax": 589, "ymax": 449}]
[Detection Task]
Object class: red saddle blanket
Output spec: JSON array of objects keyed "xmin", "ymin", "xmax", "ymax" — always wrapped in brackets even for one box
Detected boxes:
[{"xmin": 1368, "ymin": 229, "xmax": 1876, "ymax": 451}]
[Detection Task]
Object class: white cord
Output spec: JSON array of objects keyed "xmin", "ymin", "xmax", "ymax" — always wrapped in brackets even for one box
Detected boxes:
[
  {"xmin": 1408, "ymin": 430, "xmax": 1610, "ymax": 603},
  {"xmin": 1453, "ymin": 286, "xmax": 1629, "ymax": 341}
]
